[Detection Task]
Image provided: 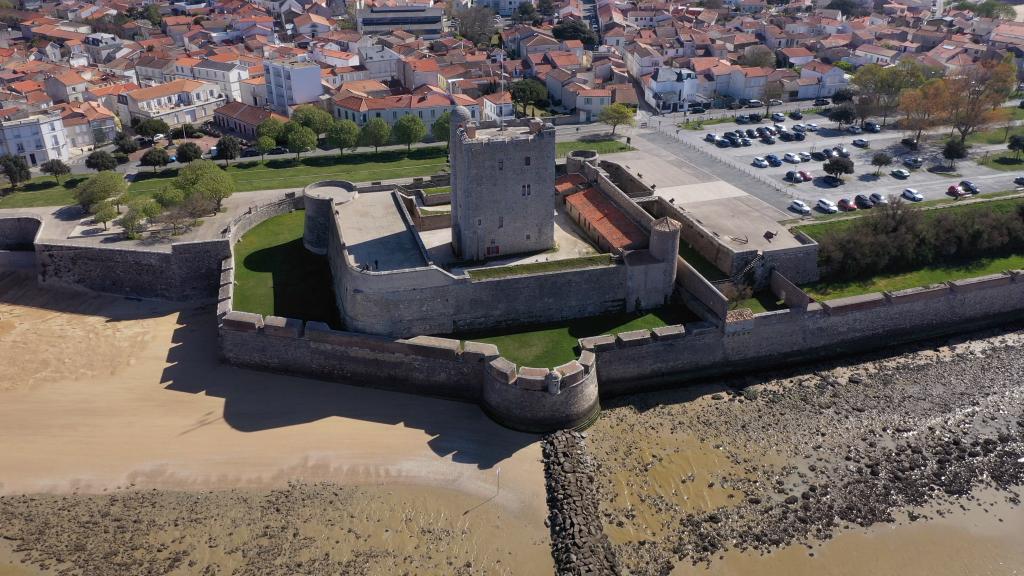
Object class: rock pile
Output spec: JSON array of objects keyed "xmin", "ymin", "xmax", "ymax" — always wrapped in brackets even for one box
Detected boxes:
[{"xmin": 543, "ymin": 430, "xmax": 620, "ymax": 576}]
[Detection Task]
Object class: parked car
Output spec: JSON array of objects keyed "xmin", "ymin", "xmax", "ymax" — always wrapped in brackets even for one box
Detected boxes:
[
  {"xmin": 854, "ymin": 194, "xmax": 874, "ymax": 209},
  {"xmin": 761, "ymin": 136, "xmax": 776, "ymax": 144},
  {"xmin": 153, "ymin": 133, "xmax": 166, "ymax": 142},
  {"xmin": 736, "ymin": 115, "xmax": 750, "ymax": 124},
  {"xmin": 766, "ymin": 154, "xmax": 783, "ymax": 167},
  {"xmin": 864, "ymin": 121, "xmax": 881, "ymax": 133},
  {"xmin": 852, "ymin": 138, "xmax": 869, "ymax": 148},
  {"xmin": 805, "ymin": 123, "xmax": 819, "ymax": 131},
  {"xmin": 891, "ymin": 168, "xmax": 911, "ymax": 178},
  {"xmin": 1014, "ymin": 175, "xmax": 1024, "ymax": 186},
  {"xmin": 947, "ymin": 185, "xmax": 968, "ymax": 198},
  {"xmin": 705, "ymin": 133, "xmax": 717, "ymax": 142},
  {"xmin": 740, "ymin": 138, "xmax": 752, "ymax": 146},
  {"xmin": 847, "ymin": 125, "xmax": 863, "ymax": 134},
  {"xmin": 959, "ymin": 180, "xmax": 980, "ymax": 194},
  {"xmin": 811, "ymin": 151, "xmax": 828, "ymax": 161},
  {"xmin": 789, "ymin": 111, "xmax": 804, "ymax": 120},
  {"xmin": 785, "ymin": 170, "xmax": 801, "ymax": 182},
  {"xmin": 822, "ymin": 148, "xmax": 836, "ymax": 159},
  {"xmin": 784, "ymin": 152, "xmax": 800, "ymax": 163},
  {"xmin": 798, "ymin": 152, "xmax": 812, "ymax": 162},
  {"xmin": 779, "ymin": 132, "xmax": 795, "ymax": 142},
  {"xmin": 207, "ymin": 146, "xmax": 217, "ymax": 158},
  {"xmin": 816, "ymin": 198, "xmax": 838, "ymax": 213},
  {"xmin": 745, "ymin": 128, "xmax": 758, "ymax": 138},
  {"xmin": 799, "ymin": 170, "xmax": 812, "ymax": 181},
  {"xmin": 747, "ymin": 99, "xmax": 764, "ymax": 108},
  {"xmin": 749, "ymin": 113, "xmax": 763, "ymax": 122},
  {"xmin": 752, "ymin": 157, "xmax": 769, "ymax": 168},
  {"xmin": 269, "ymin": 146, "xmax": 289, "ymax": 155},
  {"xmin": 823, "ymin": 175, "xmax": 842, "ymax": 187},
  {"xmin": 902, "ymin": 188, "xmax": 924, "ymax": 202},
  {"xmin": 814, "ymin": 98, "xmax": 830, "ymax": 106},
  {"xmin": 771, "ymin": 112, "xmax": 786, "ymax": 122},
  {"xmin": 790, "ymin": 200, "xmax": 812, "ymax": 214},
  {"xmin": 901, "ymin": 137, "xmax": 920, "ymax": 150},
  {"xmin": 833, "ymin": 146, "xmax": 850, "ymax": 157},
  {"xmin": 769, "ymin": 99, "xmax": 784, "ymax": 106},
  {"xmin": 903, "ymin": 157, "xmax": 923, "ymax": 168},
  {"xmin": 869, "ymin": 192, "xmax": 889, "ymax": 204},
  {"xmin": 837, "ymin": 197, "xmax": 857, "ymax": 210}
]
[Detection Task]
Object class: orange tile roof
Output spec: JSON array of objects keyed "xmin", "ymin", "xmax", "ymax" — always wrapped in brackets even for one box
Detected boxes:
[
  {"xmin": 126, "ymin": 78, "xmax": 207, "ymax": 102},
  {"xmin": 565, "ymin": 187, "xmax": 646, "ymax": 252}
]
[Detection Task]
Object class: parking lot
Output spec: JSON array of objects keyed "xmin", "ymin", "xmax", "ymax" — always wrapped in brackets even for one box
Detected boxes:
[{"xmin": 666, "ymin": 113, "xmax": 1024, "ymax": 216}]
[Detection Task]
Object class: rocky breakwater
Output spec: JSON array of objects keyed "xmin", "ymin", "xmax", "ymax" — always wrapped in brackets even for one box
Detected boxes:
[{"xmin": 543, "ymin": 430, "xmax": 620, "ymax": 575}]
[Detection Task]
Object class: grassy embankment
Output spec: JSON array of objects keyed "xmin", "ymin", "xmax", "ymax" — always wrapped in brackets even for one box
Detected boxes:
[
  {"xmin": 794, "ymin": 197, "xmax": 1024, "ymax": 300},
  {"xmin": 0, "ymin": 147, "xmax": 450, "ymax": 209},
  {"xmin": 555, "ymin": 139, "xmax": 632, "ymax": 156},
  {"xmin": 231, "ymin": 210, "xmax": 341, "ymax": 327}
]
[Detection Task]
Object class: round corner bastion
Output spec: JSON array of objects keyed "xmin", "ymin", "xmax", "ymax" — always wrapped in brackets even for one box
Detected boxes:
[
  {"xmin": 303, "ymin": 180, "xmax": 356, "ymax": 255},
  {"xmin": 566, "ymin": 149, "xmax": 598, "ymax": 174}
]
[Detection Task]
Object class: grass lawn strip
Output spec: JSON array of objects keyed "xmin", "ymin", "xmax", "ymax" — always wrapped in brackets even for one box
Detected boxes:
[
  {"xmin": 463, "ymin": 305, "xmax": 696, "ymax": 368},
  {"xmin": 467, "ymin": 254, "xmax": 612, "ymax": 280},
  {"xmin": 555, "ymin": 139, "xmax": 632, "ymax": 156}
]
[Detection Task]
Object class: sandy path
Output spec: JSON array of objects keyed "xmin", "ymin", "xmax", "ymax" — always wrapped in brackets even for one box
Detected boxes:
[{"xmin": 0, "ymin": 271, "xmax": 552, "ymax": 574}]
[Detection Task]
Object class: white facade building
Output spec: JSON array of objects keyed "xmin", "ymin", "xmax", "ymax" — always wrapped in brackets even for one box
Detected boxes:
[
  {"xmin": 264, "ymin": 55, "xmax": 324, "ymax": 115},
  {"xmin": 644, "ymin": 66, "xmax": 698, "ymax": 113},
  {"xmin": 0, "ymin": 112, "xmax": 70, "ymax": 166}
]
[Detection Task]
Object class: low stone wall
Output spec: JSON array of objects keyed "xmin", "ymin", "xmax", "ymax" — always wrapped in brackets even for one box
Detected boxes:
[
  {"xmin": 542, "ymin": 431, "xmax": 620, "ymax": 575},
  {"xmin": 586, "ymin": 270, "xmax": 1024, "ymax": 396},
  {"xmin": 228, "ymin": 194, "xmax": 303, "ymax": 244}
]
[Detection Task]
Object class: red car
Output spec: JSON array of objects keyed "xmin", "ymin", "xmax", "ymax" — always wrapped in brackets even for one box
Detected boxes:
[
  {"xmin": 946, "ymin": 185, "xmax": 968, "ymax": 198},
  {"xmin": 838, "ymin": 198, "xmax": 858, "ymax": 211},
  {"xmin": 798, "ymin": 170, "xmax": 812, "ymax": 182}
]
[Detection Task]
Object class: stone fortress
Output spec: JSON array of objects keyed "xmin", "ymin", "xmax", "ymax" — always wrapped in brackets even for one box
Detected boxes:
[{"xmin": 3, "ymin": 114, "xmax": 1024, "ymax": 432}]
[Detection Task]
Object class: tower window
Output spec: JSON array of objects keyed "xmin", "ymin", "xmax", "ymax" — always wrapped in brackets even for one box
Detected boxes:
[
  {"xmin": 498, "ymin": 216, "xmax": 504, "ymax": 228},
  {"xmin": 498, "ymin": 160, "xmax": 503, "ymax": 170},
  {"xmin": 526, "ymin": 184, "xmax": 531, "ymax": 196},
  {"xmin": 525, "ymin": 156, "xmax": 531, "ymax": 166}
]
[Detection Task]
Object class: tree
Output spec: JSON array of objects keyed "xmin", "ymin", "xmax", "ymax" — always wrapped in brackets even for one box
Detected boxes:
[
  {"xmin": 116, "ymin": 199, "xmax": 161, "ymax": 239},
  {"xmin": 514, "ymin": 1, "xmax": 539, "ymax": 23},
  {"xmin": 827, "ymin": 105, "xmax": 856, "ymax": 126},
  {"xmin": 875, "ymin": 60, "xmax": 928, "ymax": 126},
  {"xmin": 826, "ymin": 0, "xmax": 867, "ymax": 16},
  {"xmin": 85, "ymin": 150, "xmax": 118, "ymax": 172},
  {"xmin": 140, "ymin": 148, "xmax": 170, "ymax": 172},
  {"xmin": 945, "ymin": 56, "xmax": 1016, "ymax": 144},
  {"xmin": 114, "ymin": 133, "xmax": 139, "ymax": 154},
  {"xmin": 953, "ymin": 0, "xmax": 1015, "ymax": 18},
  {"xmin": 174, "ymin": 160, "xmax": 235, "ymax": 212},
  {"xmin": 327, "ymin": 119, "xmax": 360, "ymax": 155},
  {"xmin": 831, "ymin": 88, "xmax": 855, "ymax": 104},
  {"xmin": 39, "ymin": 159, "xmax": 70, "ymax": 183},
  {"xmin": 823, "ymin": 157, "xmax": 855, "ymax": 181},
  {"xmin": 0, "ymin": 155, "xmax": 30, "ymax": 189},
  {"xmin": 943, "ymin": 139, "xmax": 968, "ymax": 168},
  {"xmin": 763, "ymin": 81, "xmax": 784, "ymax": 115},
  {"xmin": 537, "ymin": 0, "xmax": 555, "ymax": 15},
  {"xmin": 899, "ymin": 79, "xmax": 948, "ymax": 142},
  {"xmin": 143, "ymin": 4, "xmax": 162, "ymax": 26},
  {"xmin": 291, "ymin": 105, "xmax": 334, "ymax": 136},
  {"xmin": 135, "ymin": 118, "xmax": 169, "ymax": 138},
  {"xmin": 92, "ymin": 202, "xmax": 117, "ymax": 230},
  {"xmin": 360, "ymin": 118, "xmax": 391, "ymax": 152},
  {"xmin": 510, "ymin": 79, "xmax": 547, "ymax": 115},
  {"xmin": 176, "ymin": 142, "xmax": 203, "ymax": 163},
  {"xmin": 871, "ymin": 152, "xmax": 892, "ymax": 175},
  {"xmin": 73, "ymin": 171, "xmax": 127, "ymax": 212},
  {"xmin": 552, "ymin": 19, "xmax": 598, "ymax": 47},
  {"xmin": 738, "ymin": 45, "xmax": 775, "ymax": 69},
  {"xmin": 257, "ymin": 118, "xmax": 284, "ymax": 143},
  {"xmin": 455, "ymin": 6, "xmax": 496, "ymax": 45},
  {"xmin": 215, "ymin": 136, "xmax": 241, "ymax": 167},
  {"xmin": 1009, "ymin": 134, "xmax": 1024, "ymax": 160},
  {"xmin": 393, "ymin": 115, "xmax": 427, "ymax": 151},
  {"xmin": 255, "ymin": 135, "xmax": 276, "ymax": 162},
  {"xmin": 286, "ymin": 126, "xmax": 317, "ymax": 160},
  {"xmin": 597, "ymin": 103, "xmax": 635, "ymax": 135},
  {"xmin": 432, "ymin": 111, "xmax": 451, "ymax": 147},
  {"xmin": 278, "ymin": 121, "xmax": 305, "ymax": 147}
]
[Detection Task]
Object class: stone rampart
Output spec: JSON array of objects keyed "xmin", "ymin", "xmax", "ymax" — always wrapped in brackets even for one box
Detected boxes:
[
  {"xmin": 585, "ymin": 270, "xmax": 1024, "ymax": 396},
  {"xmin": 675, "ymin": 256, "xmax": 729, "ymax": 321},
  {"xmin": 0, "ymin": 216, "xmax": 42, "ymax": 250},
  {"xmin": 481, "ymin": 351, "xmax": 600, "ymax": 432},
  {"xmin": 228, "ymin": 194, "xmax": 303, "ymax": 244}
]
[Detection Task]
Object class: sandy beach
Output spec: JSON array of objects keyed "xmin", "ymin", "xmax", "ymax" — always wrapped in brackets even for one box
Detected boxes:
[{"xmin": 0, "ymin": 271, "xmax": 552, "ymax": 575}]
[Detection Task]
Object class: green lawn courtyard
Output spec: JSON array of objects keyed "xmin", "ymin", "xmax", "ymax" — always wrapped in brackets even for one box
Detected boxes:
[
  {"xmin": 555, "ymin": 139, "xmax": 632, "ymax": 157},
  {"xmin": 231, "ymin": 210, "xmax": 341, "ymax": 327}
]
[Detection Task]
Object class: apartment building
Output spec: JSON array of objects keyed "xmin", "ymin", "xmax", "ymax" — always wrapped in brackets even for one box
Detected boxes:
[
  {"xmin": 0, "ymin": 111, "xmax": 70, "ymax": 166},
  {"xmin": 264, "ymin": 55, "xmax": 324, "ymax": 115},
  {"xmin": 119, "ymin": 79, "xmax": 226, "ymax": 127}
]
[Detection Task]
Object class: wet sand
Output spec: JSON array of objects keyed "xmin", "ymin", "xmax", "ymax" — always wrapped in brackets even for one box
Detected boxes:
[
  {"xmin": 588, "ymin": 327, "xmax": 1024, "ymax": 576},
  {"xmin": 0, "ymin": 271, "xmax": 551, "ymax": 574}
]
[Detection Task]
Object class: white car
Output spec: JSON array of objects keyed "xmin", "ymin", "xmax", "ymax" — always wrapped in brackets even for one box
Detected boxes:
[
  {"xmin": 792, "ymin": 124, "xmax": 806, "ymax": 133},
  {"xmin": 805, "ymin": 123, "xmax": 819, "ymax": 131},
  {"xmin": 798, "ymin": 151, "xmax": 812, "ymax": 162},
  {"xmin": 891, "ymin": 168, "xmax": 911, "ymax": 178},
  {"xmin": 816, "ymin": 198, "xmax": 838, "ymax": 213},
  {"xmin": 783, "ymin": 152, "xmax": 800, "ymax": 163},
  {"xmin": 153, "ymin": 133, "xmax": 166, "ymax": 141},
  {"xmin": 752, "ymin": 157, "xmax": 769, "ymax": 168},
  {"xmin": 847, "ymin": 125, "xmax": 863, "ymax": 134},
  {"xmin": 790, "ymin": 200, "xmax": 812, "ymax": 214},
  {"xmin": 902, "ymin": 188, "xmax": 924, "ymax": 202}
]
